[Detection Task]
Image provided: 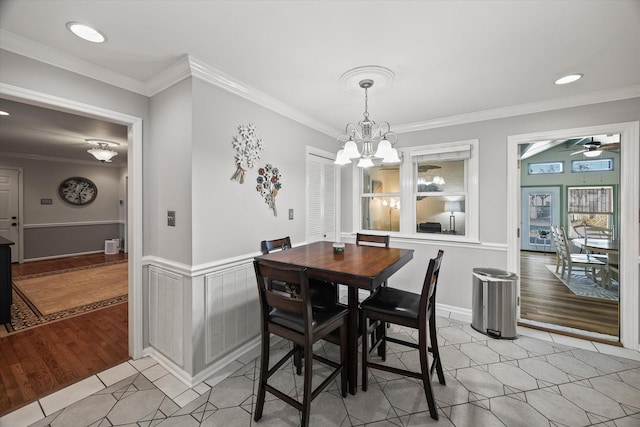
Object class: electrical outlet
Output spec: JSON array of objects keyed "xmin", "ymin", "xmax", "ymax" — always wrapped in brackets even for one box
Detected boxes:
[
  {"xmin": 167, "ymin": 210, "xmax": 176, "ymax": 226},
  {"xmin": 289, "ymin": 209, "xmax": 294, "ymax": 220}
]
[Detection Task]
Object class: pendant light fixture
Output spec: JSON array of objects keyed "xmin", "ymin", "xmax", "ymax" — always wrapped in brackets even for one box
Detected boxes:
[{"xmin": 335, "ymin": 67, "xmax": 400, "ymax": 168}]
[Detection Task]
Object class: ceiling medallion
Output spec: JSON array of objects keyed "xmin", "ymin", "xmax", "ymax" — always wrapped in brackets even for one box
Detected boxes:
[{"xmin": 339, "ymin": 65, "xmax": 395, "ymax": 94}]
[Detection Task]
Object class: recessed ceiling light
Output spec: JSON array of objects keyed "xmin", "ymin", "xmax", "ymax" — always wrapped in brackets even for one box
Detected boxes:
[
  {"xmin": 0, "ymin": 111, "xmax": 9, "ymax": 116},
  {"xmin": 66, "ymin": 22, "xmax": 106, "ymax": 43},
  {"xmin": 555, "ymin": 74, "xmax": 583, "ymax": 85}
]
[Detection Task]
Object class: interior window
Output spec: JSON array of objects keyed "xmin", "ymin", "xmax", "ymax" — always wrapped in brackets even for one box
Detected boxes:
[
  {"xmin": 361, "ymin": 165, "xmax": 400, "ymax": 231},
  {"xmin": 356, "ymin": 139, "xmax": 478, "ymax": 242}
]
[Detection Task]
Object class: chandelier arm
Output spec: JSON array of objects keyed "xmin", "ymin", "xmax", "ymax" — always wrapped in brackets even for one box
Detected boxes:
[
  {"xmin": 384, "ymin": 131, "xmax": 399, "ymax": 145},
  {"xmin": 345, "ymin": 122, "xmax": 363, "ymax": 140}
]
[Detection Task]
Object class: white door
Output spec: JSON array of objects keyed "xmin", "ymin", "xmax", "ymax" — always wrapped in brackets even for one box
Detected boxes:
[
  {"xmin": 306, "ymin": 151, "xmax": 337, "ymax": 242},
  {"xmin": 521, "ymin": 186, "xmax": 560, "ymax": 252},
  {"xmin": 0, "ymin": 169, "xmax": 20, "ymax": 262}
]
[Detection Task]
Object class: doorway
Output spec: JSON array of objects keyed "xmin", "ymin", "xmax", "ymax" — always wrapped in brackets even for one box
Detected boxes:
[
  {"xmin": 507, "ymin": 122, "xmax": 639, "ymax": 351},
  {"xmin": 0, "ymin": 84, "xmax": 144, "ymax": 359}
]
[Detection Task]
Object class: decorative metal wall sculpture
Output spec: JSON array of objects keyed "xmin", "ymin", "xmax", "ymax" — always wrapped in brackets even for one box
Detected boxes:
[
  {"xmin": 256, "ymin": 164, "xmax": 282, "ymax": 216},
  {"xmin": 230, "ymin": 124, "xmax": 264, "ymax": 183}
]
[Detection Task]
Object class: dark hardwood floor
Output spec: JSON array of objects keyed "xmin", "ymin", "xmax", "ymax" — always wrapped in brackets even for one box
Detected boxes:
[
  {"xmin": 519, "ymin": 250, "xmax": 619, "ymax": 338},
  {"xmin": 0, "ymin": 253, "xmax": 129, "ymax": 417}
]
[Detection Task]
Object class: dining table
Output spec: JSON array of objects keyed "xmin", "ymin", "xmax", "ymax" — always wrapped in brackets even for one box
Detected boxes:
[
  {"xmin": 572, "ymin": 237, "xmax": 620, "ymax": 287},
  {"xmin": 255, "ymin": 240, "xmax": 414, "ymax": 394}
]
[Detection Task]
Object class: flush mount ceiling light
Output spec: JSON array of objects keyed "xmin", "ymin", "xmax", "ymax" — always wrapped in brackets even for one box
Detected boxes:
[
  {"xmin": 554, "ymin": 73, "xmax": 583, "ymax": 85},
  {"xmin": 335, "ymin": 66, "xmax": 400, "ymax": 168},
  {"xmin": 86, "ymin": 139, "xmax": 119, "ymax": 162},
  {"xmin": 66, "ymin": 22, "xmax": 106, "ymax": 43}
]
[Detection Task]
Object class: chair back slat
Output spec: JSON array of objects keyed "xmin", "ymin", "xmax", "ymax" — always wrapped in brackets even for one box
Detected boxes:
[
  {"xmin": 419, "ymin": 250, "xmax": 445, "ymax": 321},
  {"xmin": 261, "ymin": 237, "xmax": 292, "ymax": 255},
  {"xmin": 356, "ymin": 233, "xmax": 390, "ymax": 248},
  {"xmin": 254, "ymin": 260, "xmax": 310, "ymax": 316}
]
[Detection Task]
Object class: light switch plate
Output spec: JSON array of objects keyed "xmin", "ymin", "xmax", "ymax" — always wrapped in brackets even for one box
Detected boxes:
[
  {"xmin": 289, "ymin": 209, "xmax": 294, "ymax": 220},
  {"xmin": 167, "ymin": 210, "xmax": 176, "ymax": 226}
]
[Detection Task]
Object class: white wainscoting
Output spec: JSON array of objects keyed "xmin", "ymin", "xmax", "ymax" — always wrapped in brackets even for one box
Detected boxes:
[
  {"xmin": 148, "ymin": 266, "xmax": 184, "ymax": 367},
  {"xmin": 205, "ymin": 262, "xmax": 260, "ymax": 364}
]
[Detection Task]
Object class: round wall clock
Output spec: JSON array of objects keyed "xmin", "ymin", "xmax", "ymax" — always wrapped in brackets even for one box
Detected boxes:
[{"xmin": 58, "ymin": 177, "xmax": 98, "ymax": 205}]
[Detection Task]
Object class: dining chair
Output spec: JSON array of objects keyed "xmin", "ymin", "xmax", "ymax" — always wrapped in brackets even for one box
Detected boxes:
[
  {"xmin": 260, "ymin": 237, "xmax": 337, "ymax": 310},
  {"xmin": 360, "ymin": 250, "xmax": 446, "ymax": 420},
  {"xmin": 355, "ymin": 233, "xmax": 391, "ymax": 354},
  {"xmin": 253, "ymin": 259, "xmax": 348, "ymax": 427},
  {"xmin": 556, "ymin": 227, "xmax": 606, "ymax": 286}
]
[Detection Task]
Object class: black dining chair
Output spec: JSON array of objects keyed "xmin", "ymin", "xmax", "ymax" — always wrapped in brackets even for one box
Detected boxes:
[
  {"xmin": 260, "ymin": 237, "xmax": 337, "ymax": 310},
  {"xmin": 253, "ymin": 259, "xmax": 348, "ymax": 427},
  {"xmin": 360, "ymin": 250, "xmax": 446, "ymax": 420}
]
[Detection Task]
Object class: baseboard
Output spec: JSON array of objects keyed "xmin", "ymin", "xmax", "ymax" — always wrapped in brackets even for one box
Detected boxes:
[
  {"xmin": 436, "ymin": 303, "xmax": 472, "ymax": 324},
  {"xmin": 23, "ymin": 250, "xmax": 104, "ymax": 263},
  {"xmin": 141, "ymin": 335, "xmax": 262, "ymax": 388}
]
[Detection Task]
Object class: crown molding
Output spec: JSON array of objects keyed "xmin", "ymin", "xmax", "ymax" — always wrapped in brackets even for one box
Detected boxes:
[
  {"xmin": 187, "ymin": 56, "xmax": 339, "ymax": 137},
  {"xmin": 0, "ymin": 151, "xmax": 124, "ymax": 167},
  {"xmin": 394, "ymin": 84, "xmax": 640, "ymax": 133},
  {"xmin": 144, "ymin": 55, "xmax": 192, "ymax": 96},
  {"xmin": 0, "ymin": 30, "xmax": 146, "ymax": 95},
  {"xmin": 3, "ymin": 29, "xmax": 639, "ymax": 138}
]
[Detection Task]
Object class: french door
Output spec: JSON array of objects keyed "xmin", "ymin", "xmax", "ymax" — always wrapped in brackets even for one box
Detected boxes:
[{"xmin": 521, "ymin": 186, "xmax": 560, "ymax": 252}]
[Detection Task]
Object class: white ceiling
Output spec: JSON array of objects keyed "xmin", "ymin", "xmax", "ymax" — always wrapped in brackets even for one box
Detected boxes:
[{"xmin": 0, "ymin": 0, "xmax": 639, "ymax": 163}]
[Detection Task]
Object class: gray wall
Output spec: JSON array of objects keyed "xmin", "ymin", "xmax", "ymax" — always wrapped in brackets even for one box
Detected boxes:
[
  {"xmin": 0, "ymin": 156, "xmax": 124, "ymax": 258},
  {"xmin": 340, "ymin": 97, "xmax": 640, "ymax": 312}
]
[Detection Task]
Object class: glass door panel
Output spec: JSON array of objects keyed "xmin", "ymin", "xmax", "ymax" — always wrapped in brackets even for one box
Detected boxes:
[{"xmin": 521, "ymin": 186, "xmax": 561, "ymax": 252}]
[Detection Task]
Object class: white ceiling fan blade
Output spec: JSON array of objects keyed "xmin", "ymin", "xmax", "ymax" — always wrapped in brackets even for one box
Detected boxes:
[{"xmin": 571, "ymin": 149, "xmax": 587, "ymax": 155}]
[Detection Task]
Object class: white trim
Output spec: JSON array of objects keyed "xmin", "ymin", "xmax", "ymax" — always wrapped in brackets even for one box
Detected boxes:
[
  {"xmin": 4, "ymin": 29, "xmax": 639, "ymax": 140},
  {"xmin": 23, "ymin": 220, "xmax": 122, "ymax": 228},
  {"xmin": 0, "ymin": 83, "xmax": 145, "ymax": 360},
  {"xmin": 0, "ymin": 30, "xmax": 146, "ymax": 95},
  {"xmin": 142, "ymin": 336, "xmax": 261, "ymax": 388},
  {"xmin": 188, "ymin": 56, "xmax": 338, "ymax": 137},
  {"xmin": 508, "ymin": 121, "xmax": 639, "ymax": 352},
  {"xmin": 396, "ymin": 85, "xmax": 640, "ymax": 133},
  {"xmin": 0, "ymin": 151, "xmax": 124, "ymax": 167}
]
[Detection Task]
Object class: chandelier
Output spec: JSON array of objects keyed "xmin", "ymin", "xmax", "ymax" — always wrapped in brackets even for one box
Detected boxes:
[
  {"xmin": 334, "ymin": 78, "xmax": 400, "ymax": 168},
  {"xmin": 86, "ymin": 139, "xmax": 119, "ymax": 162}
]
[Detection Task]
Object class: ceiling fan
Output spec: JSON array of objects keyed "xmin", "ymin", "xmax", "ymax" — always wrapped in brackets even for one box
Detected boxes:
[{"xmin": 570, "ymin": 137, "xmax": 621, "ymax": 157}]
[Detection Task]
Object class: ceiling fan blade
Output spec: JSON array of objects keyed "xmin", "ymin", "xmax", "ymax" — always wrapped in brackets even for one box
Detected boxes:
[
  {"xmin": 602, "ymin": 143, "xmax": 621, "ymax": 150},
  {"xmin": 570, "ymin": 149, "xmax": 587, "ymax": 155}
]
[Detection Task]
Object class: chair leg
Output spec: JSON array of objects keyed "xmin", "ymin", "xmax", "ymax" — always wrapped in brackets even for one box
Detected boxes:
[
  {"xmin": 361, "ymin": 310, "xmax": 369, "ymax": 392},
  {"xmin": 375, "ymin": 320, "xmax": 386, "ymax": 361},
  {"xmin": 254, "ymin": 330, "xmax": 270, "ymax": 422},
  {"xmin": 419, "ymin": 328, "xmax": 439, "ymax": 421},
  {"xmin": 566, "ymin": 265, "xmax": 572, "ymax": 285},
  {"xmin": 428, "ymin": 314, "xmax": 446, "ymax": 385},
  {"xmin": 301, "ymin": 343, "xmax": 313, "ymax": 427},
  {"xmin": 294, "ymin": 344, "xmax": 302, "ymax": 376},
  {"xmin": 340, "ymin": 322, "xmax": 347, "ymax": 398}
]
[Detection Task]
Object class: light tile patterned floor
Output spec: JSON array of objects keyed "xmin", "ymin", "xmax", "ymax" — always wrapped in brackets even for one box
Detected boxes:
[{"xmin": 2, "ymin": 317, "xmax": 640, "ymax": 427}]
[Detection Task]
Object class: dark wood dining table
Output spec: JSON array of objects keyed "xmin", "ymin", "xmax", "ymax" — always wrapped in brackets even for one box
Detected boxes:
[{"xmin": 255, "ymin": 240, "xmax": 414, "ymax": 394}]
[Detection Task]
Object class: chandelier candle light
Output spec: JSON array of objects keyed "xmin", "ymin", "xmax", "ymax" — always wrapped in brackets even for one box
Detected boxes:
[{"xmin": 335, "ymin": 75, "xmax": 400, "ymax": 168}]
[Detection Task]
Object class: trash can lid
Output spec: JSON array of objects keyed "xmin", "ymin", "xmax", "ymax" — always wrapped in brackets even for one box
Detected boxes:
[{"xmin": 472, "ymin": 268, "xmax": 518, "ymax": 280}]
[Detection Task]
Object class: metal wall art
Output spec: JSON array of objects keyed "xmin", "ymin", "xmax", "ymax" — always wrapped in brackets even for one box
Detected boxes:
[
  {"xmin": 230, "ymin": 124, "xmax": 264, "ymax": 184},
  {"xmin": 256, "ymin": 164, "xmax": 282, "ymax": 216}
]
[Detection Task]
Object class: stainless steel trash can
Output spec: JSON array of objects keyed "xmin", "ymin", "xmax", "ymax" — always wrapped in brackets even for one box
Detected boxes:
[{"xmin": 471, "ymin": 268, "xmax": 518, "ymax": 339}]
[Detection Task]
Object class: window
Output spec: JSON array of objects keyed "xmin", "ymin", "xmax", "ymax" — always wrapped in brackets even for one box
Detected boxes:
[
  {"xmin": 357, "ymin": 139, "xmax": 479, "ymax": 242},
  {"xmin": 528, "ymin": 161, "xmax": 564, "ymax": 175},
  {"xmin": 571, "ymin": 158, "xmax": 613, "ymax": 173},
  {"xmin": 361, "ymin": 164, "xmax": 400, "ymax": 231},
  {"xmin": 567, "ymin": 186, "xmax": 614, "ymax": 238}
]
